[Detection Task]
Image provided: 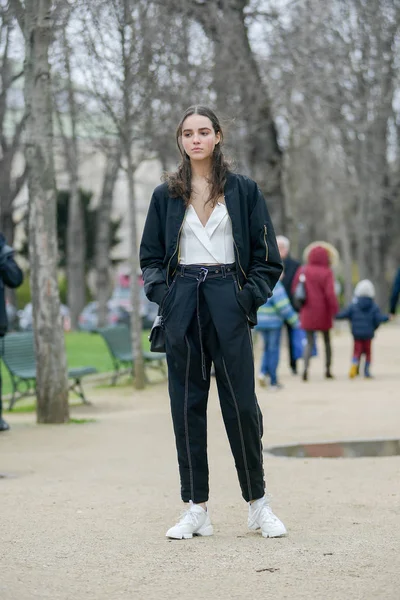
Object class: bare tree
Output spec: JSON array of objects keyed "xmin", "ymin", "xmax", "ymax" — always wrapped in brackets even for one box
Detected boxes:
[
  {"xmin": 265, "ymin": 0, "xmax": 400, "ymax": 305},
  {"xmin": 79, "ymin": 1, "xmax": 212, "ymax": 331},
  {"xmin": 79, "ymin": 0, "xmax": 164, "ymax": 388},
  {"xmin": 0, "ymin": 9, "xmax": 26, "ymax": 246},
  {"xmin": 53, "ymin": 10, "xmax": 86, "ymax": 329},
  {"xmin": 162, "ymin": 0, "xmax": 286, "ymax": 228},
  {"xmin": 95, "ymin": 141, "xmax": 121, "ymax": 327},
  {"xmin": 10, "ymin": 0, "xmax": 69, "ymax": 423}
]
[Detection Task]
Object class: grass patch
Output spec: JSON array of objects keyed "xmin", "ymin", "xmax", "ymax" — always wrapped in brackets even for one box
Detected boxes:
[
  {"xmin": 68, "ymin": 418, "xmax": 97, "ymax": 425},
  {"xmin": 1, "ymin": 329, "xmax": 151, "ymax": 401},
  {"xmin": 66, "ymin": 329, "xmax": 151, "ymax": 371},
  {"xmin": 7, "ymin": 399, "xmax": 94, "ymax": 414},
  {"xmin": 8, "ymin": 401, "xmax": 36, "ymax": 413}
]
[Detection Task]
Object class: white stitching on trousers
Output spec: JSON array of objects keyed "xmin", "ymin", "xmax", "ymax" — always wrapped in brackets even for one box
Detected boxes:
[
  {"xmin": 254, "ymin": 395, "xmax": 265, "ymax": 491},
  {"xmin": 249, "ymin": 330, "xmax": 262, "ymax": 467},
  {"xmin": 247, "ymin": 324, "xmax": 263, "ymax": 487},
  {"xmin": 251, "ymin": 328, "xmax": 264, "ymax": 493},
  {"xmin": 184, "ymin": 335, "xmax": 194, "ymax": 501},
  {"xmin": 222, "ymin": 356, "xmax": 252, "ymax": 501},
  {"xmin": 248, "ymin": 325, "xmax": 264, "ymax": 493}
]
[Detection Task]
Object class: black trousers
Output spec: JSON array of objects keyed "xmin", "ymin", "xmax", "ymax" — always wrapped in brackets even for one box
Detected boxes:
[
  {"xmin": 286, "ymin": 322, "xmax": 297, "ymax": 371},
  {"xmin": 304, "ymin": 330, "xmax": 332, "ymax": 371},
  {"xmin": 163, "ymin": 264, "xmax": 265, "ymax": 504},
  {"xmin": 0, "ymin": 363, "xmax": 3, "ymax": 417},
  {"xmin": 0, "ymin": 341, "xmax": 3, "ymax": 418}
]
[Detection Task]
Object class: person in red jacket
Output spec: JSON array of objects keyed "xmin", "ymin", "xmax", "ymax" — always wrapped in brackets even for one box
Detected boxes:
[{"xmin": 292, "ymin": 245, "xmax": 339, "ymax": 381}]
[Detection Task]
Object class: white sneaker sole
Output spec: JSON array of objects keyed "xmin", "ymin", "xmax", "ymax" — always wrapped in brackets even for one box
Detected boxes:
[
  {"xmin": 249, "ymin": 522, "xmax": 287, "ymax": 538},
  {"xmin": 166, "ymin": 524, "xmax": 214, "ymax": 540},
  {"xmin": 261, "ymin": 528, "xmax": 287, "ymax": 538}
]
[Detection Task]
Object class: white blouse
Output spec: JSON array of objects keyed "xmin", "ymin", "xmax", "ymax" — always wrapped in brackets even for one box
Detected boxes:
[{"xmin": 179, "ymin": 203, "xmax": 235, "ymax": 265}]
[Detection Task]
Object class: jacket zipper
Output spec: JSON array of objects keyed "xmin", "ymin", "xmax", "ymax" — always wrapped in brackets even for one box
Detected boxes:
[
  {"xmin": 167, "ymin": 218, "xmax": 185, "ymax": 286},
  {"xmin": 233, "ymin": 238, "xmax": 247, "ymax": 289},
  {"xmin": 263, "ymin": 225, "xmax": 269, "ymax": 262},
  {"xmin": 225, "ymin": 208, "xmax": 247, "ymax": 290}
]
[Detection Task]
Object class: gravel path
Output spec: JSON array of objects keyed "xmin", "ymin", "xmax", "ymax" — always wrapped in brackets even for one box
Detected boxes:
[{"xmin": 1, "ymin": 323, "xmax": 399, "ymax": 600}]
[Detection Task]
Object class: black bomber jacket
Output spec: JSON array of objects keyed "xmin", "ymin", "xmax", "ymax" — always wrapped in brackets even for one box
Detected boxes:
[
  {"xmin": 0, "ymin": 234, "xmax": 23, "ymax": 336},
  {"xmin": 139, "ymin": 173, "xmax": 283, "ymax": 327}
]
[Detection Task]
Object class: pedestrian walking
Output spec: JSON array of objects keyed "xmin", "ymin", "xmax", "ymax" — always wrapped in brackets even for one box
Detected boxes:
[
  {"xmin": 276, "ymin": 235, "xmax": 301, "ymax": 375},
  {"xmin": 336, "ymin": 279, "xmax": 389, "ymax": 378},
  {"xmin": 389, "ymin": 267, "xmax": 400, "ymax": 317},
  {"xmin": 140, "ymin": 105, "xmax": 287, "ymax": 540},
  {"xmin": 256, "ymin": 278, "xmax": 299, "ymax": 391},
  {"xmin": 292, "ymin": 245, "xmax": 338, "ymax": 381},
  {"xmin": 0, "ymin": 234, "xmax": 23, "ymax": 432}
]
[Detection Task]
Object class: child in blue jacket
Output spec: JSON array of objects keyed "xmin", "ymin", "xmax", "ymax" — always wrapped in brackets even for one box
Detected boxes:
[
  {"xmin": 336, "ymin": 279, "xmax": 389, "ymax": 378},
  {"xmin": 256, "ymin": 279, "xmax": 299, "ymax": 391}
]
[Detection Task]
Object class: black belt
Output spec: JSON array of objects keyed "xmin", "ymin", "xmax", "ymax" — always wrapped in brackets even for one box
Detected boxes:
[{"xmin": 177, "ymin": 263, "xmax": 236, "ymax": 280}]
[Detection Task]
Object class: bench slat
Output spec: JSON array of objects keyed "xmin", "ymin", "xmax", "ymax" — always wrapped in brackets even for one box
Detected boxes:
[
  {"xmin": 3, "ymin": 332, "xmax": 97, "ymax": 409},
  {"xmin": 97, "ymin": 325, "xmax": 166, "ymax": 385}
]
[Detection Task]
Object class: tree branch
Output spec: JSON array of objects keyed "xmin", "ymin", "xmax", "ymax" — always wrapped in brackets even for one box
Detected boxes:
[
  {"xmin": 11, "ymin": 164, "xmax": 28, "ymax": 202},
  {"xmin": 9, "ymin": 69, "xmax": 24, "ymax": 85},
  {"xmin": 8, "ymin": 0, "xmax": 25, "ymax": 33},
  {"xmin": 10, "ymin": 112, "xmax": 27, "ymax": 156},
  {"xmin": 54, "ymin": 100, "xmax": 73, "ymax": 172}
]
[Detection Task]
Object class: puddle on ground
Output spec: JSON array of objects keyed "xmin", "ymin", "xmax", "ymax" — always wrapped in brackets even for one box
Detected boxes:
[{"xmin": 265, "ymin": 439, "xmax": 400, "ymax": 458}]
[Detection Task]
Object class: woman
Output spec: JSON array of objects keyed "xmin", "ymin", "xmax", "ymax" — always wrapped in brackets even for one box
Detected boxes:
[
  {"xmin": 140, "ymin": 105, "xmax": 286, "ymax": 539},
  {"xmin": 292, "ymin": 245, "xmax": 339, "ymax": 381}
]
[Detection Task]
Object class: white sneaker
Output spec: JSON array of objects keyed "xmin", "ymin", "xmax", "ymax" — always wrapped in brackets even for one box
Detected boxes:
[
  {"xmin": 258, "ymin": 373, "xmax": 268, "ymax": 387},
  {"xmin": 269, "ymin": 383, "xmax": 283, "ymax": 393},
  {"xmin": 166, "ymin": 502, "xmax": 214, "ymax": 539},
  {"xmin": 248, "ymin": 496, "xmax": 287, "ymax": 538}
]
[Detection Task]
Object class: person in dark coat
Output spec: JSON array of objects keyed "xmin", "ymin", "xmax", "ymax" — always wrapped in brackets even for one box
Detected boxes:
[
  {"xmin": 276, "ymin": 235, "xmax": 301, "ymax": 374},
  {"xmin": 0, "ymin": 234, "xmax": 23, "ymax": 431},
  {"xmin": 292, "ymin": 245, "xmax": 338, "ymax": 381},
  {"xmin": 336, "ymin": 279, "xmax": 389, "ymax": 378},
  {"xmin": 389, "ymin": 268, "xmax": 400, "ymax": 316}
]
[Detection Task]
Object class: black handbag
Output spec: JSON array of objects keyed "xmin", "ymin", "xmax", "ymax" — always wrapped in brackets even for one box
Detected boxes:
[
  {"xmin": 148, "ymin": 314, "xmax": 166, "ymax": 353},
  {"xmin": 293, "ymin": 272, "xmax": 307, "ymax": 310}
]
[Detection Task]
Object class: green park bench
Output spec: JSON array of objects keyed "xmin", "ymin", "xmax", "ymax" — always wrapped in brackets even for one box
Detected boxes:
[
  {"xmin": 2, "ymin": 332, "xmax": 97, "ymax": 410},
  {"xmin": 96, "ymin": 325, "xmax": 166, "ymax": 385}
]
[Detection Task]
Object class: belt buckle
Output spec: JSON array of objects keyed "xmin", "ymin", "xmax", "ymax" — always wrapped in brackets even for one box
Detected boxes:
[{"xmin": 197, "ymin": 267, "xmax": 209, "ymax": 282}]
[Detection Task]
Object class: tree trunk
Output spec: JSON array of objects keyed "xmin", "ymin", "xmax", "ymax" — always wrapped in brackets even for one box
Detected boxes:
[
  {"xmin": 222, "ymin": 14, "xmax": 284, "ymax": 226},
  {"xmin": 63, "ymin": 28, "xmax": 86, "ymax": 330},
  {"xmin": 335, "ymin": 193, "xmax": 353, "ymax": 304},
  {"xmin": 121, "ymin": 0, "xmax": 145, "ymax": 389},
  {"xmin": 95, "ymin": 144, "xmax": 121, "ymax": 328},
  {"xmin": 282, "ymin": 139, "xmax": 300, "ymax": 257},
  {"xmin": 125, "ymin": 152, "xmax": 145, "ymax": 390},
  {"xmin": 354, "ymin": 142, "xmax": 368, "ymax": 280},
  {"xmin": 66, "ymin": 182, "xmax": 85, "ymax": 329},
  {"xmin": 23, "ymin": 0, "xmax": 69, "ymax": 423},
  {"xmin": 0, "ymin": 194, "xmax": 15, "ymax": 247}
]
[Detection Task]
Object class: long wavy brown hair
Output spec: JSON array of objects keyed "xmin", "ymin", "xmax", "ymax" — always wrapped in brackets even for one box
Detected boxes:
[{"xmin": 163, "ymin": 105, "xmax": 231, "ymax": 207}]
